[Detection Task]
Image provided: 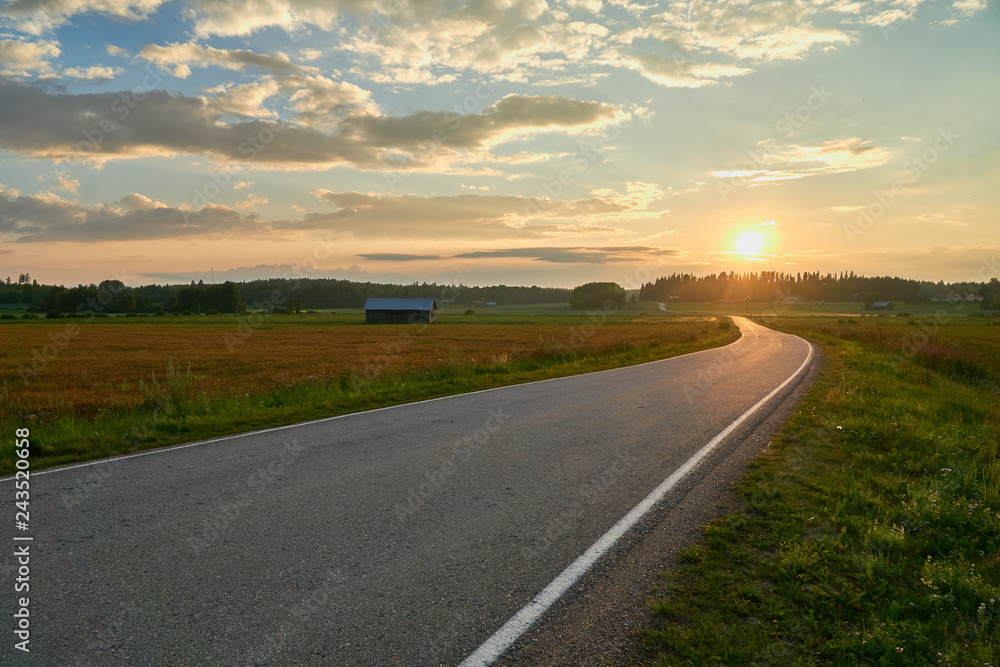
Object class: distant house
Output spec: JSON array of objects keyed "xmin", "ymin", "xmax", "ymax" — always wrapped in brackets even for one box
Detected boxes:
[
  {"xmin": 869, "ymin": 301, "xmax": 894, "ymax": 310},
  {"xmin": 931, "ymin": 293, "xmax": 982, "ymax": 303},
  {"xmin": 364, "ymin": 298, "xmax": 437, "ymax": 324},
  {"xmin": 782, "ymin": 295, "xmax": 805, "ymax": 305}
]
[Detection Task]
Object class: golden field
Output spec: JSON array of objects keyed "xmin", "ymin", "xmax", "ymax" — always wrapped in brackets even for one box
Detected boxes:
[{"xmin": 1, "ymin": 312, "xmax": 727, "ymax": 422}]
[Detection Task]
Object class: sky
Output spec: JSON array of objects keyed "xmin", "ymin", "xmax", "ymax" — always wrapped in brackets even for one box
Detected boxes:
[{"xmin": 0, "ymin": 0, "xmax": 997, "ymax": 290}]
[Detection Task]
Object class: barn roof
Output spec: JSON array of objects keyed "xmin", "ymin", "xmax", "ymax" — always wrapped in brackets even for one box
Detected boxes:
[
  {"xmin": 363, "ymin": 298, "xmax": 437, "ymax": 311},
  {"xmin": 871, "ymin": 301, "xmax": 893, "ymax": 307}
]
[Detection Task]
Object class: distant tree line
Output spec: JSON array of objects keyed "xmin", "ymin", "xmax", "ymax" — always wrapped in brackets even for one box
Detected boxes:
[
  {"xmin": 0, "ymin": 278, "xmax": 245, "ymax": 315},
  {"xmin": 639, "ymin": 271, "xmax": 1000, "ymax": 307},
  {"xmin": 0, "ymin": 276, "xmax": 569, "ymax": 314},
  {"xmin": 2, "ymin": 270, "xmax": 996, "ymax": 315},
  {"xmin": 233, "ymin": 279, "xmax": 569, "ymax": 310}
]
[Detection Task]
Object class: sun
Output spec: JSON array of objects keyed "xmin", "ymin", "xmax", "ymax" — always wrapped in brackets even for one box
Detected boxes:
[{"xmin": 736, "ymin": 231, "xmax": 764, "ymax": 255}]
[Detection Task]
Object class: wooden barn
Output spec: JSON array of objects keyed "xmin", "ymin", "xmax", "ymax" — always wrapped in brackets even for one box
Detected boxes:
[{"xmin": 363, "ymin": 298, "xmax": 437, "ymax": 324}]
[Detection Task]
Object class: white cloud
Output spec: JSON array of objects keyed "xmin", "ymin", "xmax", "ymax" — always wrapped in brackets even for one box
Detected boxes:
[
  {"xmin": 130, "ymin": 0, "xmax": 971, "ymax": 93},
  {"xmin": 952, "ymin": 0, "xmax": 986, "ymax": 15},
  {"xmin": 234, "ymin": 193, "xmax": 268, "ymax": 210},
  {"xmin": 281, "ymin": 74, "xmax": 380, "ymax": 128},
  {"xmin": 449, "ymin": 245, "xmax": 678, "ymax": 264},
  {"xmin": 138, "ymin": 42, "xmax": 313, "ymax": 78},
  {"xmin": 613, "ymin": 51, "xmax": 754, "ymax": 88},
  {"xmin": 302, "ymin": 187, "xmax": 654, "ymax": 239},
  {"xmin": 863, "ymin": 8, "xmax": 912, "ymax": 27},
  {"xmin": 41, "ymin": 170, "xmax": 79, "ymax": 194},
  {"xmin": 726, "ymin": 25, "xmax": 852, "ymax": 62},
  {"xmin": 184, "ymin": 0, "xmax": 384, "ymax": 38},
  {"xmin": 610, "ymin": 0, "xmax": 857, "ymax": 88},
  {"xmin": 62, "ymin": 65, "xmax": 123, "ymax": 80},
  {"xmin": 205, "ymin": 79, "xmax": 282, "ymax": 119},
  {"xmin": 117, "ymin": 193, "xmax": 167, "ymax": 210},
  {"xmin": 0, "ymin": 38, "xmax": 59, "ymax": 77},
  {"xmin": 713, "ymin": 138, "xmax": 891, "ymax": 184},
  {"xmin": 0, "ymin": 81, "xmax": 629, "ymax": 171},
  {"xmin": 0, "ymin": 0, "xmax": 167, "ymax": 35},
  {"xmin": 588, "ymin": 181, "xmax": 665, "ymax": 211},
  {"xmin": 0, "ymin": 188, "xmax": 254, "ymax": 241},
  {"xmin": 1, "ymin": 185, "xmax": 657, "ymax": 243},
  {"xmin": 563, "ymin": 0, "xmax": 603, "ymax": 12}
]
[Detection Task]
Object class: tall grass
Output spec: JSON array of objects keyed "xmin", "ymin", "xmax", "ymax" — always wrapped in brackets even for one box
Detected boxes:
[
  {"xmin": 138, "ymin": 359, "xmax": 193, "ymax": 410},
  {"xmin": 638, "ymin": 317, "xmax": 1000, "ymax": 665}
]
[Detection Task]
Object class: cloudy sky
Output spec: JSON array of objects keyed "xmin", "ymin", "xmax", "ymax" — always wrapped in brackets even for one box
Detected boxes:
[{"xmin": 0, "ymin": 0, "xmax": 996, "ymax": 289}]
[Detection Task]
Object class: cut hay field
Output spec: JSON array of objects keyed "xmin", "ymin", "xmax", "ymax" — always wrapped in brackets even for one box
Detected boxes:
[{"xmin": 0, "ymin": 311, "xmax": 738, "ymax": 472}]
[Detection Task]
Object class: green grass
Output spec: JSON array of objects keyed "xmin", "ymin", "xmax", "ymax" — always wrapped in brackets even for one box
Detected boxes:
[
  {"xmin": 636, "ymin": 316, "xmax": 1000, "ymax": 666},
  {"xmin": 0, "ymin": 315, "xmax": 739, "ymax": 473}
]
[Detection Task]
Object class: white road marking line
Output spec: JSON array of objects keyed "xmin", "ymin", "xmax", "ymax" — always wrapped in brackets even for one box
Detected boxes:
[
  {"xmin": 459, "ymin": 335, "xmax": 814, "ymax": 667},
  {"xmin": 1, "ymin": 318, "xmax": 750, "ymax": 483}
]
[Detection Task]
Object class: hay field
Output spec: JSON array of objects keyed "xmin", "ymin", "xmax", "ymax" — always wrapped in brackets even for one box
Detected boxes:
[{"xmin": 1, "ymin": 313, "xmax": 736, "ymax": 470}]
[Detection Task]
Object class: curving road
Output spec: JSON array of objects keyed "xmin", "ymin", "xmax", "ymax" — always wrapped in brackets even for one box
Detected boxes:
[{"xmin": 1, "ymin": 317, "xmax": 813, "ymax": 666}]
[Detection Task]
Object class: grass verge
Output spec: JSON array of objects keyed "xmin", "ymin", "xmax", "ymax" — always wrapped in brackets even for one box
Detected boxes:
[
  {"xmin": 637, "ymin": 316, "xmax": 1000, "ymax": 666},
  {"xmin": 1, "ymin": 317, "xmax": 739, "ymax": 474}
]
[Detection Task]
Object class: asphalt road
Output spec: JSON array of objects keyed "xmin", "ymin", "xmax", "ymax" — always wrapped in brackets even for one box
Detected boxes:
[{"xmin": 1, "ymin": 317, "xmax": 813, "ymax": 666}]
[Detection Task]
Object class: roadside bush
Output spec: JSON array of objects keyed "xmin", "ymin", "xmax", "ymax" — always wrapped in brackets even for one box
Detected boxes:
[{"xmin": 46, "ymin": 309, "xmax": 63, "ymax": 319}]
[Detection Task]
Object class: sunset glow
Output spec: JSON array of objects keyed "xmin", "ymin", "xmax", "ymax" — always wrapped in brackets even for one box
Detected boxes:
[
  {"xmin": 0, "ymin": 1, "xmax": 996, "ymax": 287},
  {"xmin": 736, "ymin": 232, "xmax": 765, "ymax": 256}
]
